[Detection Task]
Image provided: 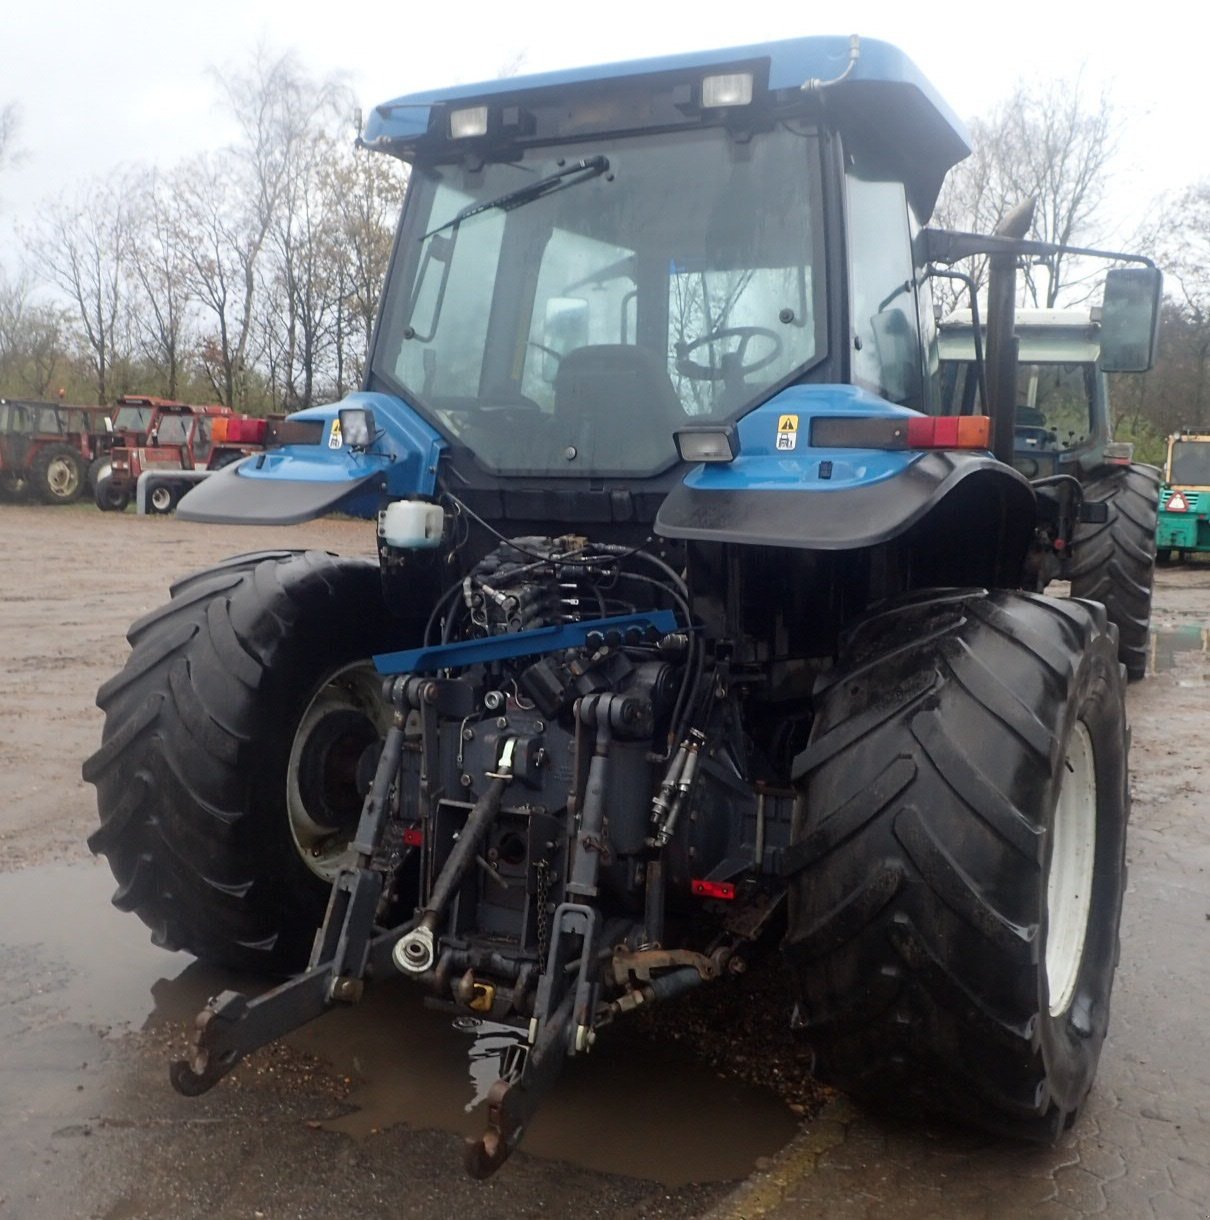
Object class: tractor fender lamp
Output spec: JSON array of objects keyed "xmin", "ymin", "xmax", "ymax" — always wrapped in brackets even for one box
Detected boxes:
[
  {"xmin": 675, "ymin": 425, "xmax": 738, "ymax": 463},
  {"xmin": 338, "ymin": 407, "xmax": 378, "ymax": 450}
]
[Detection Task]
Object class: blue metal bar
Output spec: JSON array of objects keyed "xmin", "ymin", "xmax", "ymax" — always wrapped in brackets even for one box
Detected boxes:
[{"xmin": 373, "ymin": 610, "xmax": 680, "ymax": 675}]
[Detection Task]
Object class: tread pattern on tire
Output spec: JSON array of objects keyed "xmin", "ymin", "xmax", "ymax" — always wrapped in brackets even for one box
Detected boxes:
[
  {"xmin": 84, "ymin": 550, "xmax": 400, "ymax": 972},
  {"xmin": 1067, "ymin": 463, "xmax": 1160, "ymax": 680},
  {"xmin": 784, "ymin": 589, "xmax": 1128, "ymax": 1141}
]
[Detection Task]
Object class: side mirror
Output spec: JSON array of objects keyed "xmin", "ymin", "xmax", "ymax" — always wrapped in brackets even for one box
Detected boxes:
[{"xmin": 1100, "ymin": 267, "xmax": 1162, "ymax": 373}]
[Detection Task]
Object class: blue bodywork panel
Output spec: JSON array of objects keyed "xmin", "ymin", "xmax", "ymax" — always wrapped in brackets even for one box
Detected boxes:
[
  {"xmin": 690, "ymin": 385, "xmax": 928, "ymax": 493},
  {"xmin": 363, "ymin": 36, "xmax": 968, "ymax": 221},
  {"xmin": 374, "ymin": 610, "xmax": 680, "ymax": 675},
  {"xmin": 366, "ymin": 36, "xmax": 962, "ymax": 145},
  {"xmin": 177, "ymin": 390, "xmax": 447, "ymax": 524},
  {"xmin": 654, "ymin": 384, "xmax": 1034, "ymax": 551},
  {"xmin": 241, "ymin": 391, "xmax": 445, "ymax": 498}
]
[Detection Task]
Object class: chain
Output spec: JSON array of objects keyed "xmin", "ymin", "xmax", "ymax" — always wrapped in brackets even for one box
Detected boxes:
[{"xmin": 535, "ymin": 860, "xmax": 551, "ymax": 974}]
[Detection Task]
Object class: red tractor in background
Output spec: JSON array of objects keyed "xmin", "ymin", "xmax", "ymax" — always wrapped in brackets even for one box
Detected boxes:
[
  {"xmin": 0, "ymin": 398, "xmax": 114, "ymax": 504},
  {"xmin": 94, "ymin": 402, "xmax": 271, "ymax": 513}
]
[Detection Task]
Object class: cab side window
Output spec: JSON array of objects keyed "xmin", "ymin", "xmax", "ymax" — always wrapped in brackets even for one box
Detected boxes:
[{"xmin": 846, "ymin": 173, "xmax": 924, "ymax": 410}]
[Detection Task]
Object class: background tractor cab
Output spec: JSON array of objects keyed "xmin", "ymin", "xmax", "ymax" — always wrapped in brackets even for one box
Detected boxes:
[
  {"xmin": 939, "ymin": 308, "xmax": 1123, "ymax": 482},
  {"xmin": 936, "ymin": 299, "xmax": 1162, "ymax": 679}
]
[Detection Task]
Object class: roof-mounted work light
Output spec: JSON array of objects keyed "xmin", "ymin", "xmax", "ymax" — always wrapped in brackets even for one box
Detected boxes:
[
  {"xmin": 449, "ymin": 106, "xmax": 489, "ymax": 139},
  {"xmin": 701, "ymin": 72, "xmax": 753, "ymax": 108}
]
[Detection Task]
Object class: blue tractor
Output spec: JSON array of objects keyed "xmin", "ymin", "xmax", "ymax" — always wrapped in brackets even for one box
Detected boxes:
[{"xmin": 84, "ymin": 35, "xmax": 1160, "ymax": 1175}]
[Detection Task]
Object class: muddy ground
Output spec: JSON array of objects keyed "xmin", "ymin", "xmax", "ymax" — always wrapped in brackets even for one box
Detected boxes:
[{"xmin": 0, "ymin": 504, "xmax": 1207, "ymax": 1219}]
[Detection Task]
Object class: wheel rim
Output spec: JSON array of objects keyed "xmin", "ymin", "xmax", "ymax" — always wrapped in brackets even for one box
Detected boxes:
[
  {"xmin": 150, "ymin": 486, "xmax": 173, "ymax": 512},
  {"xmin": 1045, "ymin": 720, "xmax": 1097, "ymax": 1017},
  {"xmin": 286, "ymin": 662, "xmax": 392, "ymax": 881},
  {"xmin": 47, "ymin": 457, "xmax": 80, "ymax": 497}
]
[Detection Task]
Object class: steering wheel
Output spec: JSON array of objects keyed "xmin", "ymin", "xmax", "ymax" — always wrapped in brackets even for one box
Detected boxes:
[{"xmin": 675, "ymin": 326, "xmax": 783, "ymax": 381}]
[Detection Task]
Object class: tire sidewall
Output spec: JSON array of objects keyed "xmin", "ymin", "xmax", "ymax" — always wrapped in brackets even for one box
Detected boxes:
[
  {"xmin": 1037, "ymin": 639, "xmax": 1128, "ymax": 1113},
  {"xmin": 229, "ymin": 562, "xmax": 415, "ymax": 953}
]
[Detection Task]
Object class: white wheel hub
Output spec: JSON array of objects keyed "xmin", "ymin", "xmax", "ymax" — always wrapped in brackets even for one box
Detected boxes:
[
  {"xmin": 1046, "ymin": 720, "xmax": 1097, "ymax": 1017},
  {"xmin": 286, "ymin": 662, "xmax": 392, "ymax": 881}
]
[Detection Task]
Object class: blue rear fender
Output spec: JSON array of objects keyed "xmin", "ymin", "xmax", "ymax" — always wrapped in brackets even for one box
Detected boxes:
[
  {"xmin": 655, "ymin": 385, "xmax": 1036, "ymax": 556},
  {"xmin": 176, "ymin": 391, "xmax": 447, "ymax": 525}
]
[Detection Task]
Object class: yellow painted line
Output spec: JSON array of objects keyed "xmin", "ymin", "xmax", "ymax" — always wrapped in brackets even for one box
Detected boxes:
[{"xmin": 705, "ymin": 1098, "xmax": 858, "ymax": 1219}]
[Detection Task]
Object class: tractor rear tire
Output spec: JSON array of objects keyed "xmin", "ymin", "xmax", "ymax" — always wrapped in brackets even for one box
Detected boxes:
[
  {"xmin": 783, "ymin": 589, "xmax": 1128, "ymax": 1142},
  {"xmin": 84, "ymin": 551, "xmax": 419, "ymax": 973},
  {"xmin": 32, "ymin": 444, "xmax": 85, "ymax": 504},
  {"xmin": 1068, "ymin": 463, "xmax": 1160, "ymax": 681}
]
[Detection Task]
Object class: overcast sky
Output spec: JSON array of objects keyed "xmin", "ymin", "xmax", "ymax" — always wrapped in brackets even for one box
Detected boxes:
[{"xmin": 1, "ymin": 0, "xmax": 1202, "ymax": 252}]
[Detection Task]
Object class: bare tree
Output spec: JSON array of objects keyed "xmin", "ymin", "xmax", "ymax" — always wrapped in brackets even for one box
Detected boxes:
[
  {"xmin": 323, "ymin": 143, "xmax": 408, "ymax": 395},
  {"xmin": 934, "ymin": 75, "xmax": 1119, "ymax": 309},
  {"xmin": 32, "ymin": 181, "xmax": 131, "ymax": 403},
  {"xmin": 180, "ymin": 48, "xmax": 348, "ymax": 408},
  {"xmin": 0, "ymin": 271, "xmax": 70, "ymax": 396},
  {"xmin": 126, "ymin": 166, "xmax": 196, "ymax": 398},
  {"xmin": 0, "ymin": 102, "xmax": 19, "ymax": 181}
]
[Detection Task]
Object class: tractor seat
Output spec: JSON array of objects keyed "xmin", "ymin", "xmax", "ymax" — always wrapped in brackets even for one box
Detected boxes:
[{"xmin": 553, "ymin": 345, "xmax": 684, "ymax": 473}]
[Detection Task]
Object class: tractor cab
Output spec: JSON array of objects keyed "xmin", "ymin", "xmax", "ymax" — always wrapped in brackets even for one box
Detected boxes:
[
  {"xmin": 181, "ymin": 35, "xmax": 984, "ymax": 528},
  {"xmin": 938, "ymin": 309, "xmax": 1119, "ymax": 481}
]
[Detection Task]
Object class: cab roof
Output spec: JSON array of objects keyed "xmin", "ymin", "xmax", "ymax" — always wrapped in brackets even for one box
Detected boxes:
[{"xmin": 364, "ymin": 35, "xmax": 970, "ymax": 220}]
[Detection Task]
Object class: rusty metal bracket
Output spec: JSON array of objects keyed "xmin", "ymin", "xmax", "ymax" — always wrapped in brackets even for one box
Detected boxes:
[{"xmin": 464, "ymin": 992, "xmax": 577, "ymax": 1178}]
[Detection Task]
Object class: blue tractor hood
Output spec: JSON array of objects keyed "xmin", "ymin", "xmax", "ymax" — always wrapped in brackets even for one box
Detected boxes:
[{"xmin": 176, "ymin": 391, "xmax": 446, "ymax": 525}]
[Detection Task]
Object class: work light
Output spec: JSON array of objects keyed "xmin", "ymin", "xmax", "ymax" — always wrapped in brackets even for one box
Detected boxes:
[
  {"xmin": 338, "ymin": 407, "xmax": 377, "ymax": 449},
  {"xmin": 675, "ymin": 425, "xmax": 738, "ymax": 462},
  {"xmin": 701, "ymin": 72, "xmax": 753, "ymax": 108},
  {"xmin": 449, "ymin": 106, "xmax": 489, "ymax": 139}
]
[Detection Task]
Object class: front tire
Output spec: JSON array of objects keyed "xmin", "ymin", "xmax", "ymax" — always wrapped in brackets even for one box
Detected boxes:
[
  {"xmin": 1068, "ymin": 463, "xmax": 1160, "ymax": 680},
  {"xmin": 83, "ymin": 551, "xmax": 420, "ymax": 973},
  {"xmin": 783, "ymin": 589, "xmax": 1128, "ymax": 1141},
  {"xmin": 93, "ymin": 463, "xmax": 130, "ymax": 511}
]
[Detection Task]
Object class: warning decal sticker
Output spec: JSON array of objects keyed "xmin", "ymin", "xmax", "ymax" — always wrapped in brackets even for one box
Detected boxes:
[{"xmin": 776, "ymin": 413, "xmax": 798, "ymax": 452}]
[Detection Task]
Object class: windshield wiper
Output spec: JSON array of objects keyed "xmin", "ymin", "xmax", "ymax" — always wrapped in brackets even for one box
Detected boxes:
[{"xmin": 422, "ymin": 155, "xmax": 610, "ymax": 239}]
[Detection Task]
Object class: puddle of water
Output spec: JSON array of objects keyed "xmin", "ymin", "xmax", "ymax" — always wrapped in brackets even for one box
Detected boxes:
[
  {"xmin": 0, "ymin": 860, "xmax": 797, "ymax": 1185},
  {"xmin": 1149, "ymin": 625, "xmax": 1210, "ymax": 683},
  {"xmin": 281, "ymin": 981, "xmax": 797, "ymax": 1184},
  {"xmin": 0, "ymin": 860, "xmax": 193, "ymax": 1030}
]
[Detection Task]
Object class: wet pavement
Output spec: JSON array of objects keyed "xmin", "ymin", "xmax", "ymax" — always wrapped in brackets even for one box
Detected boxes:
[{"xmin": 0, "ymin": 861, "xmax": 793, "ymax": 1217}]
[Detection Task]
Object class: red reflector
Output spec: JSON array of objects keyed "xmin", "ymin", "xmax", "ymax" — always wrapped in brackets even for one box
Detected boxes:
[
  {"xmin": 1168, "ymin": 491, "xmax": 1190, "ymax": 512},
  {"xmin": 906, "ymin": 416, "xmax": 934, "ymax": 447},
  {"xmin": 691, "ymin": 879, "xmax": 735, "ymax": 900},
  {"xmin": 933, "ymin": 416, "xmax": 960, "ymax": 447},
  {"xmin": 403, "ymin": 827, "xmax": 423, "ymax": 847}
]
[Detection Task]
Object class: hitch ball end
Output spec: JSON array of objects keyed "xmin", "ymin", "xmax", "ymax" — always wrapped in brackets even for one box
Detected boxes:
[{"xmin": 392, "ymin": 925, "xmax": 436, "ymax": 975}]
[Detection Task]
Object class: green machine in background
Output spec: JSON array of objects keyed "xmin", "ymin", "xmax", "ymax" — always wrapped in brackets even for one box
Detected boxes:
[{"xmin": 1157, "ymin": 432, "xmax": 1210, "ymax": 561}]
